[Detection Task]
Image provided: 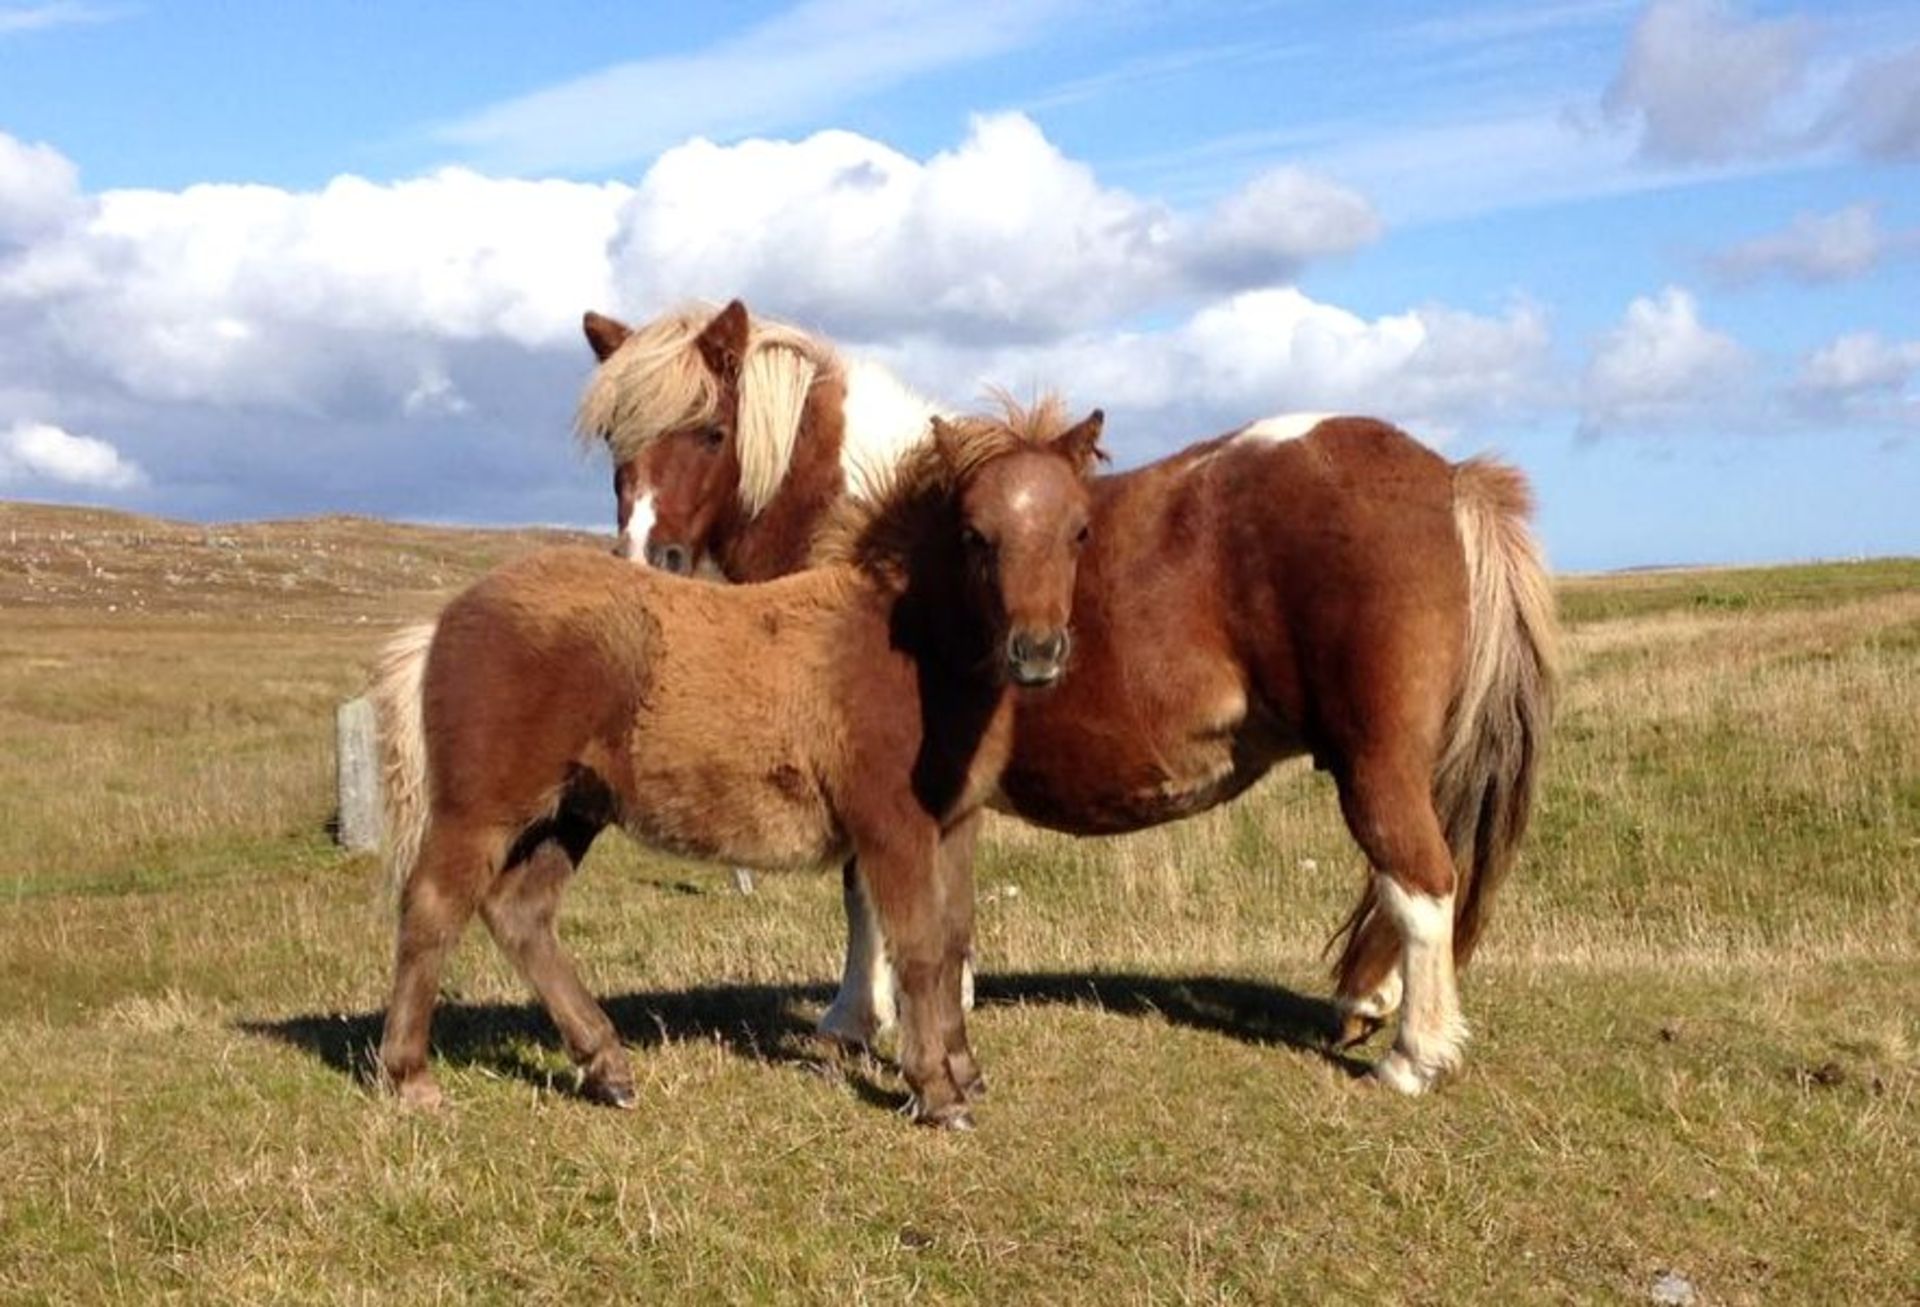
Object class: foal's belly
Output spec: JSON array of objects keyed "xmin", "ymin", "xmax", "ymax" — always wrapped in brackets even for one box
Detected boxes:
[{"xmin": 618, "ymin": 757, "xmax": 848, "ymax": 871}]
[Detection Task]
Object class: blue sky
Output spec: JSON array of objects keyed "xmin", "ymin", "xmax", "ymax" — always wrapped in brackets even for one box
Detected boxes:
[{"xmin": 1, "ymin": 0, "xmax": 1916, "ymax": 569}]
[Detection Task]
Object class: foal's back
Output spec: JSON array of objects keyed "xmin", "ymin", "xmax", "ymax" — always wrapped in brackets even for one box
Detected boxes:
[{"xmin": 425, "ymin": 546, "xmax": 869, "ymax": 869}]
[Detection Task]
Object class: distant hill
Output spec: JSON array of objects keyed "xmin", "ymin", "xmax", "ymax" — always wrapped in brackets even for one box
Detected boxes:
[{"xmin": 0, "ymin": 500, "xmax": 607, "ymax": 625}]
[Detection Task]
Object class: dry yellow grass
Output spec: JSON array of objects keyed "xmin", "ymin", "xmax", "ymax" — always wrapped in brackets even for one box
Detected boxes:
[{"xmin": 1, "ymin": 503, "xmax": 1915, "ymax": 1303}]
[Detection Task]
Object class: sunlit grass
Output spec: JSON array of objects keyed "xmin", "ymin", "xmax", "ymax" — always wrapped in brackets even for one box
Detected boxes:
[{"xmin": 1, "ymin": 505, "xmax": 1914, "ymax": 1302}]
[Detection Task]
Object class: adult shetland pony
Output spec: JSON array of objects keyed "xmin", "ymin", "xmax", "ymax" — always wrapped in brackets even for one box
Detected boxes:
[
  {"xmin": 583, "ymin": 302, "xmax": 1560, "ymax": 1095},
  {"xmin": 374, "ymin": 306, "xmax": 1105, "ymax": 1126}
]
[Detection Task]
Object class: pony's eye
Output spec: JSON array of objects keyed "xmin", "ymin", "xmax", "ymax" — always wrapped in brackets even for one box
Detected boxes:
[
  {"xmin": 960, "ymin": 526, "xmax": 988, "ymax": 553},
  {"xmin": 1075, "ymin": 523, "xmax": 1091, "ymax": 546},
  {"xmin": 700, "ymin": 424, "xmax": 725, "ymax": 450}
]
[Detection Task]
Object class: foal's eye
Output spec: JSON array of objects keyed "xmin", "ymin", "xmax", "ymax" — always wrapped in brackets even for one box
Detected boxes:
[
  {"xmin": 960, "ymin": 526, "xmax": 988, "ymax": 553},
  {"xmin": 1075, "ymin": 523, "xmax": 1091, "ymax": 546},
  {"xmin": 699, "ymin": 424, "xmax": 725, "ymax": 450}
]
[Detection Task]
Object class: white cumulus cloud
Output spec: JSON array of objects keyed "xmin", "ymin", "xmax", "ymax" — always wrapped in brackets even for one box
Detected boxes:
[
  {"xmin": 0, "ymin": 132, "xmax": 83, "ymax": 244},
  {"xmin": 1582, "ymin": 286, "xmax": 1745, "ymax": 432},
  {"xmin": 1793, "ymin": 332, "xmax": 1920, "ymax": 429},
  {"xmin": 0, "ymin": 419, "xmax": 145, "ymax": 489},
  {"xmin": 1708, "ymin": 203, "xmax": 1896, "ymax": 285},
  {"xmin": 865, "ymin": 287, "xmax": 1553, "ymax": 448},
  {"xmin": 612, "ymin": 114, "xmax": 1378, "ymax": 341},
  {"xmin": 1602, "ymin": 0, "xmax": 1814, "ymax": 162}
]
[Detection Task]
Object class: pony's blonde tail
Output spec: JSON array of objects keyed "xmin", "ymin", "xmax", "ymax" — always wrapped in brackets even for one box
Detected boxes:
[
  {"xmin": 1431, "ymin": 457, "xmax": 1560, "ymax": 964},
  {"xmin": 370, "ymin": 621, "xmax": 436, "ymax": 904}
]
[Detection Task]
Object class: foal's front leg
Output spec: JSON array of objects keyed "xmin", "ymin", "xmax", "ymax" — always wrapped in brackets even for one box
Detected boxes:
[
  {"xmin": 818, "ymin": 860, "xmax": 976, "ymax": 1052},
  {"xmin": 854, "ymin": 828, "xmax": 977, "ymax": 1128}
]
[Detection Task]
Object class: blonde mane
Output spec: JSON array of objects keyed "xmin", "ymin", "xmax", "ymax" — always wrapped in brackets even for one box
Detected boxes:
[
  {"xmin": 812, "ymin": 392, "xmax": 1088, "ymax": 581},
  {"xmin": 575, "ymin": 301, "xmax": 841, "ymax": 515}
]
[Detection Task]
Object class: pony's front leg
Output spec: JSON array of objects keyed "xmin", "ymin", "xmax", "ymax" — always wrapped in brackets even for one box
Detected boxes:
[
  {"xmin": 817, "ymin": 858, "xmax": 898, "ymax": 1050},
  {"xmin": 854, "ymin": 830, "xmax": 976, "ymax": 1128}
]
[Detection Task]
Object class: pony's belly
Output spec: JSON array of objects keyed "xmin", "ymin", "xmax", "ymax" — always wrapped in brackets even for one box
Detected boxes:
[
  {"xmin": 999, "ymin": 726, "xmax": 1277, "ymax": 835},
  {"xmin": 619, "ymin": 763, "xmax": 847, "ymax": 871}
]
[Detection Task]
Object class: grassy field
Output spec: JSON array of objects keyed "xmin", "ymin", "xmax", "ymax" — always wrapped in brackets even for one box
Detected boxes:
[{"xmin": 2, "ymin": 500, "xmax": 1915, "ymax": 1304}]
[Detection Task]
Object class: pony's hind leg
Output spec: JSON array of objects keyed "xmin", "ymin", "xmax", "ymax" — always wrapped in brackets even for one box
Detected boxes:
[
  {"xmin": 1330, "ymin": 895, "xmax": 1404, "ymax": 1048},
  {"xmin": 378, "ymin": 821, "xmax": 498, "ymax": 1108},
  {"xmin": 1336, "ymin": 760, "xmax": 1467, "ymax": 1094},
  {"xmin": 479, "ymin": 817, "xmax": 634, "ymax": 1109}
]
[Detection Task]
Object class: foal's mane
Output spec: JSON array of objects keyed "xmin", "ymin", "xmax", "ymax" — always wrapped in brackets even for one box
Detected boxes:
[
  {"xmin": 812, "ymin": 393, "xmax": 1083, "ymax": 583},
  {"xmin": 574, "ymin": 301, "xmax": 841, "ymax": 515}
]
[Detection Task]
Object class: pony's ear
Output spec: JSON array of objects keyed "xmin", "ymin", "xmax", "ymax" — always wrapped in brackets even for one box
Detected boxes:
[
  {"xmin": 1051, "ymin": 408, "xmax": 1108, "ymax": 477},
  {"xmin": 695, "ymin": 299, "xmax": 751, "ymax": 382},
  {"xmin": 582, "ymin": 311, "xmax": 631, "ymax": 362},
  {"xmin": 931, "ymin": 416, "xmax": 966, "ymax": 475}
]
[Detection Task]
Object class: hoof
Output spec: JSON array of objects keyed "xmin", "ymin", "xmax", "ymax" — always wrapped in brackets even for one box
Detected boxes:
[
  {"xmin": 1371, "ymin": 1049, "xmax": 1432, "ymax": 1096},
  {"xmin": 392, "ymin": 1073, "xmax": 444, "ymax": 1111},
  {"xmin": 914, "ymin": 1101, "xmax": 975, "ymax": 1131},
  {"xmin": 817, "ymin": 1006, "xmax": 882, "ymax": 1053},
  {"xmin": 582, "ymin": 1076, "xmax": 638, "ymax": 1110},
  {"xmin": 1334, "ymin": 1010, "xmax": 1386, "ymax": 1050}
]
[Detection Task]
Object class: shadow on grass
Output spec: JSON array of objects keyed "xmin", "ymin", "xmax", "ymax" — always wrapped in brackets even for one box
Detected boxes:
[{"xmin": 239, "ymin": 970, "xmax": 1365, "ymax": 1111}]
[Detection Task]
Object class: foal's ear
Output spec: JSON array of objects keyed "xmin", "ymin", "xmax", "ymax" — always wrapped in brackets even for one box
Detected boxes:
[
  {"xmin": 1050, "ymin": 408, "xmax": 1108, "ymax": 477},
  {"xmin": 931, "ymin": 416, "xmax": 966, "ymax": 474},
  {"xmin": 696, "ymin": 299, "xmax": 751, "ymax": 382},
  {"xmin": 582, "ymin": 311, "xmax": 632, "ymax": 363}
]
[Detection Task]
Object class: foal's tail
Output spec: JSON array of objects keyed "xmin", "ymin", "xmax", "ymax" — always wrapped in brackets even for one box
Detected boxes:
[
  {"xmin": 369, "ymin": 620, "xmax": 436, "ymax": 903},
  {"xmin": 1432, "ymin": 457, "xmax": 1560, "ymax": 964}
]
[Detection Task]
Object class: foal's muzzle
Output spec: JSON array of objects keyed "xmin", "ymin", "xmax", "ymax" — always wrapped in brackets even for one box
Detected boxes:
[
  {"xmin": 644, "ymin": 540, "xmax": 693, "ymax": 575},
  {"xmin": 1007, "ymin": 628, "xmax": 1070, "ymax": 687}
]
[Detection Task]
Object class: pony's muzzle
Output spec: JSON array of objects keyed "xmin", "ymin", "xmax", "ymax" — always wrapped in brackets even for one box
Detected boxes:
[
  {"xmin": 645, "ymin": 540, "xmax": 693, "ymax": 575},
  {"xmin": 1007, "ymin": 628, "xmax": 1070, "ymax": 687}
]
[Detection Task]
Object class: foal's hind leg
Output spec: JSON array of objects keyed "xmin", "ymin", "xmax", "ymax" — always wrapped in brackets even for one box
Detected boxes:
[
  {"xmin": 479, "ymin": 827, "xmax": 635, "ymax": 1109},
  {"xmin": 379, "ymin": 822, "xmax": 499, "ymax": 1108},
  {"xmin": 1335, "ymin": 759, "xmax": 1466, "ymax": 1094}
]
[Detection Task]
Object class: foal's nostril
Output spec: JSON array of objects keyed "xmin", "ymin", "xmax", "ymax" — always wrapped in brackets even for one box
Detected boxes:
[{"xmin": 1008, "ymin": 629, "xmax": 1070, "ymax": 682}]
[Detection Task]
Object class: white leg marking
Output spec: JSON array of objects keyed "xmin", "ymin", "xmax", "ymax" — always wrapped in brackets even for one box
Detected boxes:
[
  {"xmin": 618, "ymin": 491, "xmax": 655, "ymax": 563},
  {"xmin": 1336, "ymin": 965, "xmax": 1402, "ymax": 1024},
  {"xmin": 817, "ymin": 868, "xmax": 897, "ymax": 1046},
  {"xmin": 960, "ymin": 952, "xmax": 975, "ymax": 1013},
  {"xmin": 1237, "ymin": 412, "xmax": 1336, "ymax": 444},
  {"xmin": 1372, "ymin": 875, "xmax": 1466, "ymax": 1095}
]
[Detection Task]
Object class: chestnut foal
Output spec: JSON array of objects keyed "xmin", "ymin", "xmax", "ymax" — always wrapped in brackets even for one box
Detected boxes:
[
  {"xmin": 374, "ymin": 382, "xmax": 1105, "ymax": 1127},
  {"xmin": 581, "ymin": 302, "xmax": 1560, "ymax": 1096}
]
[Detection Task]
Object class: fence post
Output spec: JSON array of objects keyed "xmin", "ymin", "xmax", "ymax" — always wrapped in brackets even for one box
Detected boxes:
[{"xmin": 335, "ymin": 696, "xmax": 381, "ymax": 853}]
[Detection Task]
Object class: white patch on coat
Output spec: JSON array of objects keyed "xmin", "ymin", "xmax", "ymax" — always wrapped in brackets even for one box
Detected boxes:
[
  {"xmin": 840, "ymin": 357, "xmax": 945, "ymax": 501},
  {"xmin": 1237, "ymin": 413, "xmax": 1336, "ymax": 444}
]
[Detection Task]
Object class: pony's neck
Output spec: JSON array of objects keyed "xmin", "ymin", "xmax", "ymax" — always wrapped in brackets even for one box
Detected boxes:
[{"xmin": 840, "ymin": 358, "xmax": 947, "ymax": 503}]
